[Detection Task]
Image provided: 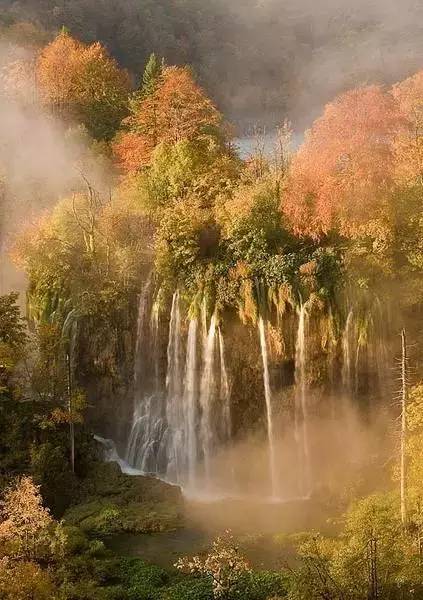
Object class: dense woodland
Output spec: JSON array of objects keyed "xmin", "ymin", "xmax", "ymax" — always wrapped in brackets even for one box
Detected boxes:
[
  {"xmin": 0, "ymin": 12, "xmax": 423, "ymax": 600},
  {"xmin": 2, "ymin": 0, "xmax": 423, "ymax": 127}
]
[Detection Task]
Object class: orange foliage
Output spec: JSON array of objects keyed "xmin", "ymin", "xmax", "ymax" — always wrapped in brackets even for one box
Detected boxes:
[
  {"xmin": 36, "ymin": 31, "xmax": 89, "ymax": 114},
  {"xmin": 284, "ymin": 86, "xmax": 405, "ymax": 238},
  {"xmin": 392, "ymin": 70, "xmax": 423, "ymax": 186},
  {"xmin": 36, "ymin": 31, "xmax": 129, "ymax": 137},
  {"xmin": 114, "ymin": 66, "xmax": 223, "ymax": 172},
  {"xmin": 113, "ymin": 131, "xmax": 155, "ymax": 172}
]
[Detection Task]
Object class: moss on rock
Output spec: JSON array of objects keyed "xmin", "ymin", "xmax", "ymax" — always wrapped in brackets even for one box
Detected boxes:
[{"xmin": 63, "ymin": 462, "xmax": 183, "ymax": 536}]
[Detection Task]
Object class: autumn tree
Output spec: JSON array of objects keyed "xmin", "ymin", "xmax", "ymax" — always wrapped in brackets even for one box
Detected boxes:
[
  {"xmin": 114, "ymin": 65, "xmax": 226, "ymax": 172},
  {"xmin": 0, "ymin": 476, "xmax": 53, "ymax": 561},
  {"xmin": 36, "ymin": 30, "xmax": 130, "ymax": 140},
  {"xmin": 283, "ymin": 86, "xmax": 404, "ymax": 238},
  {"xmin": 0, "ymin": 477, "xmax": 61, "ymax": 599},
  {"xmin": 176, "ymin": 530, "xmax": 251, "ymax": 599},
  {"xmin": 392, "ymin": 70, "xmax": 423, "ymax": 187},
  {"xmin": 36, "ymin": 30, "xmax": 84, "ymax": 114},
  {"xmin": 0, "ymin": 559, "xmax": 56, "ymax": 600}
]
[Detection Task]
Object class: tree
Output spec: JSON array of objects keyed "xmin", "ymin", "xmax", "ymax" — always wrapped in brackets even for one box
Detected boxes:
[
  {"xmin": 0, "ymin": 559, "xmax": 56, "ymax": 600},
  {"xmin": 283, "ymin": 86, "xmax": 404, "ymax": 238},
  {"xmin": 176, "ymin": 530, "xmax": 251, "ymax": 599},
  {"xmin": 392, "ymin": 70, "xmax": 423, "ymax": 187},
  {"xmin": 289, "ymin": 494, "xmax": 420, "ymax": 599},
  {"xmin": 0, "ymin": 293, "xmax": 26, "ymax": 399},
  {"xmin": 36, "ymin": 30, "xmax": 130, "ymax": 140},
  {"xmin": 400, "ymin": 330, "xmax": 409, "ymax": 528},
  {"xmin": 114, "ymin": 66, "xmax": 226, "ymax": 172},
  {"xmin": 140, "ymin": 53, "xmax": 163, "ymax": 99},
  {"xmin": 0, "ymin": 476, "xmax": 53, "ymax": 561},
  {"xmin": 407, "ymin": 384, "xmax": 423, "ymax": 507},
  {"xmin": 74, "ymin": 41, "xmax": 131, "ymax": 140},
  {"xmin": 36, "ymin": 30, "xmax": 86, "ymax": 116}
]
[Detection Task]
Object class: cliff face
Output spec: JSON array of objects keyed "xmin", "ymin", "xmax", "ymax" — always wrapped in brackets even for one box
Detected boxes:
[{"xmin": 83, "ymin": 288, "xmax": 394, "ymax": 500}]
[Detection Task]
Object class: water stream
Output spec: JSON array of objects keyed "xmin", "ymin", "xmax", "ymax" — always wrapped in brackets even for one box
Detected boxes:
[
  {"xmin": 199, "ymin": 314, "xmax": 217, "ymax": 488},
  {"xmin": 184, "ymin": 318, "xmax": 198, "ymax": 489},
  {"xmin": 258, "ymin": 316, "xmax": 278, "ymax": 498},
  {"xmin": 295, "ymin": 306, "xmax": 311, "ymax": 497}
]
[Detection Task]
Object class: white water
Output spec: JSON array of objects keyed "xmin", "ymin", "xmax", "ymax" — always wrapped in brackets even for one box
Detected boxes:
[
  {"xmin": 199, "ymin": 314, "xmax": 217, "ymax": 487},
  {"xmin": 218, "ymin": 328, "xmax": 231, "ymax": 442},
  {"xmin": 133, "ymin": 275, "xmax": 152, "ymax": 388},
  {"xmin": 125, "ymin": 291, "xmax": 234, "ymax": 493},
  {"xmin": 295, "ymin": 306, "xmax": 312, "ymax": 497},
  {"xmin": 166, "ymin": 291, "xmax": 184, "ymax": 482},
  {"xmin": 96, "ymin": 435, "xmax": 144, "ymax": 476},
  {"xmin": 184, "ymin": 318, "xmax": 198, "ymax": 488},
  {"xmin": 151, "ymin": 302, "xmax": 160, "ymax": 393},
  {"xmin": 342, "ymin": 309, "xmax": 354, "ymax": 394},
  {"xmin": 126, "ymin": 276, "xmax": 159, "ymax": 468},
  {"xmin": 258, "ymin": 316, "xmax": 278, "ymax": 498}
]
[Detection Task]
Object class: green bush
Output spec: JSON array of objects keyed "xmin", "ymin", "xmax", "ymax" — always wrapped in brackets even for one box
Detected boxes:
[
  {"xmin": 118, "ymin": 558, "xmax": 169, "ymax": 600},
  {"xmin": 62, "ymin": 525, "xmax": 89, "ymax": 555},
  {"xmin": 243, "ymin": 571, "xmax": 288, "ymax": 599},
  {"xmin": 160, "ymin": 577, "xmax": 213, "ymax": 600}
]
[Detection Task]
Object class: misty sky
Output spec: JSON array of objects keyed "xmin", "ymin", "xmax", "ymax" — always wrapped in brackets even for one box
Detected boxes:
[{"xmin": 2, "ymin": 0, "xmax": 422, "ymax": 130}]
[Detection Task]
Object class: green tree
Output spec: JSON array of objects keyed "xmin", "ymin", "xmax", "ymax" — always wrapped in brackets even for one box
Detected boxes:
[
  {"xmin": 0, "ymin": 292, "xmax": 26, "ymax": 400},
  {"xmin": 140, "ymin": 53, "xmax": 163, "ymax": 98}
]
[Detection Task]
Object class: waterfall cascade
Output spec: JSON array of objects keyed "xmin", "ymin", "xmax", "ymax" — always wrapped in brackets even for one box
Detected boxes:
[
  {"xmin": 126, "ymin": 292, "xmax": 231, "ymax": 493},
  {"xmin": 342, "ymin": 309, "xmax": 354, "ymax": 395},
  {"xmin": 123, "ymin": 285, "xmax": 392, "ymax": 498},
  {"xmin": 126, "ymin": 276, "xmax": 166, "ymax": 473},
  {"xmin": 166, "ymin": 291, "xmax": 184, "ymax": 482},
  {"xmin": 184, "ymin": 318, "xmax": 198, "ymax": 489},
  {"xmin": 258, "ymin": 316, "xmax": 278, "ymax": 498},
  {"xmin": 218, "ymin": 328, "xmax": 231, "ymax": 443},
  {"xmin": 199, "ymin": 314, "xmax": 217, "ymax": 487},
  {"xmin": 295, "ymin": 305, "xmax": 311, "ymax": 497}
]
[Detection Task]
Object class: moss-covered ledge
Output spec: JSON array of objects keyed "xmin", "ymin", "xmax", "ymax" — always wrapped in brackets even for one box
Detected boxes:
[{"xmin": 63, "ymin": 462, "xmax": 184, "ymax": 537}]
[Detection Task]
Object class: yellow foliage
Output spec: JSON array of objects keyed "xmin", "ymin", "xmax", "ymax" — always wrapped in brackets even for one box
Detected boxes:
[{"xmin": 0, "ymin": 559, "xmax": 56, "ymax": 600}]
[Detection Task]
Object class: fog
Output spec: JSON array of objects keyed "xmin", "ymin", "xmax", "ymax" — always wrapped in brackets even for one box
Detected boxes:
[
  {"xmin": 0, "ymin": 41, "xmax": 112, "ymax": 296},
  {"xmin": 2, "ymin": 0, "xmax": 422, "ymax": 131}
]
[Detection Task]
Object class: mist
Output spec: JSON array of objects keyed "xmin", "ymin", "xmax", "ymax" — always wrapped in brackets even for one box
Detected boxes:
[
  {"xmin": 0, "ymin": 41, "xmax": 112, "ymax": 296},
  {"xmin": 2, "ymin": 0, "xmax": 422, "ymax": 132},
  {"xmin": 219, "ymin": 0, "xmax": 423, "ymax": 129}
]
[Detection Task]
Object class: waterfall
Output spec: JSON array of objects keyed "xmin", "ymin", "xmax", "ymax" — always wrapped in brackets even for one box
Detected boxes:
[
  {"xmin": 199, "ymin": 314, "xmax": 217, "ymax": 485},
  {"xmin": 151, "ymin": 303, "xmax": 160, "ymax": 393},
  {"xmin": 125, "ymin": 287, "xmax": 237, "ymax": 493},
  {"xmin": 218, "ymin": 328, "xmax": 231, "ymax": 442},
  {"xmin": 374, "ymin": 298, "xmax": 390, "ymax": 394},
  {"xmin": 258, "ymin": 316, "xmax": 278, "ymax": 498},
  {"xmin": 165, "ymin": 291, "xmax": 184, "ymax": 482},
  {"xmin": 342, "ymin": 309, "xmax": 354, "ymax": 395},
  {"xmin": 184, "ymin": 318, "xmax": 198, "ymax": 488},
  {"xmin": 133, "ymin": 275, "xmax": 153, "ymax": 388},
  {"xmin": 126, "ymin": 276, "xmax": 156, "ymax": 467},
  {"xmin": 126, "ymin": 280, "xmax": 169, "ymax": 475},
  {"xmin": 295, "ymin": 305, "xmax": 312, "ymax": 497}
]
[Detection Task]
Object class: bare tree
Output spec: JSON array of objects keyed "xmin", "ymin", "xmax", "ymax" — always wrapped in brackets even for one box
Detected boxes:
[{"xmin": 400, "ymin": 329, "xmax": 409, "ymax": 528}]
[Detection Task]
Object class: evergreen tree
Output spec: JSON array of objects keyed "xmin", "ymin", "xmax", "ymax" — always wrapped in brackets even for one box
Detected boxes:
[{"xmin": 140, "ymin": 53, "xmax": 163, "ymax": 98}]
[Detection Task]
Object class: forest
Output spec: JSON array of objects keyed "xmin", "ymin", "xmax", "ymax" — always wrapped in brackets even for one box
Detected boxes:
[
  {"xmin": 2, "ymin": 0, "xmax": 423, "ymax": 127},
  {"xmin": 0, "ymin": 5, "xmax": 423, "ymax": 600}
]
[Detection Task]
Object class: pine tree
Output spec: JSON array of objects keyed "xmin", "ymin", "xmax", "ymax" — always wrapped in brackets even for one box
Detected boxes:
[{"xmin": 141, "ymin": 53, "xmax": 163, "ymax": 98}]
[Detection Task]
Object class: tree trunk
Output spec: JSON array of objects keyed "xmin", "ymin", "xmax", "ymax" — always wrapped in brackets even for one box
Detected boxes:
[
  {"xmin": 400, "ymin": 329, "xmax": 408, "ymax": 528},
  {"xmin": 67, "ymin": 351, "xmax": 75, "ymax": 473}
]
